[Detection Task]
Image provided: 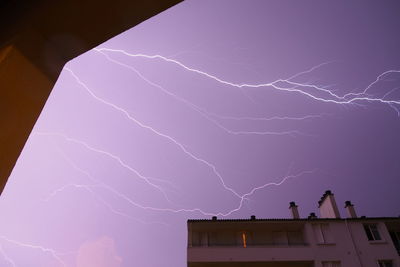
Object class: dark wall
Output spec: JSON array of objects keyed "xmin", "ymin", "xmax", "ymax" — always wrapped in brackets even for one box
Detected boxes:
[{"xmin": 0, "ymin": 0, "xmax": 182, "ymax": 194}]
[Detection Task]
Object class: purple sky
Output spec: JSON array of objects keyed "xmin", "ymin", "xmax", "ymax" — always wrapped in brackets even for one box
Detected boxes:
[{"xmin": 1, "ymin": 1, "xmax": 400, "ymax": 266}]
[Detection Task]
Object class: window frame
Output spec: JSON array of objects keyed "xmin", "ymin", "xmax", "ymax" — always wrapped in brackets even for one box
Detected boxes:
[
  {"xmin": 321, "ymin": 261, "xmax": 341, "ymax": 267},
  {"xmin": 377, "ymin": 259, "xmax": 393, "ymax": 267},
  {"xmin": 364, "ymin": 223, "xmax": 382, "ymax": 241},
  {"xmin": 389, "ymin": 231, "xmax": 400, "ymax": 255}
]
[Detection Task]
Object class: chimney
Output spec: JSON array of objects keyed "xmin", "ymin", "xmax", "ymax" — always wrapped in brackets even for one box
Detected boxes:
[
  {"xmin": 289, "ymin": 201, "xmax": 300, "ymax": 219},
  {"xmin": 212, "ymin": 216, "xmax": 217, "ymax": 221},
  {"xmin": 318, "ymin": 190, "xmax": 340, "ymax": 218},
  {"xmin": 250, "ymin": 215, "xmax": 256, "ymax": 220},
  {"xmin": 344, "ymin": 201, "xmax": 357, "ymax": 218},
  {"xmin": 308, "ymin": 212, "xmax": 317, "ymax": 219}
]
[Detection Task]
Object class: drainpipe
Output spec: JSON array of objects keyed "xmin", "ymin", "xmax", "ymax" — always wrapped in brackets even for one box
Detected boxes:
[{"xmin": 345, "ymin": 219, "xmax": 363, "ymax": 267}]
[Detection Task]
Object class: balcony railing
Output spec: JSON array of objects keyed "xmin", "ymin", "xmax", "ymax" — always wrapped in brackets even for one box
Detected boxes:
[{"xmin": 192, "ymin": 242, "xmax": 309, "ymax": 247}]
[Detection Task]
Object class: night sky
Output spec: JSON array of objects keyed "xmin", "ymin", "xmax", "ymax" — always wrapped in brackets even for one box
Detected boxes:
[{"xmin": 1, "ymin": 1, "xmax": 400, "ymax": 266}]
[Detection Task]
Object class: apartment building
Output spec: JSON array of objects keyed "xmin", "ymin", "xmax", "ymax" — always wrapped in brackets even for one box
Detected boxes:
[{"xmin": 187, "ymin": 191, "xmax": 400, "ymax": 267}]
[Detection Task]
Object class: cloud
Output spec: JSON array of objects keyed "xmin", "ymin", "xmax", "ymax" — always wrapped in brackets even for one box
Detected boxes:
[{"xmin": 77, "ymin": 236, "xmax": 122, "ymax": 267}]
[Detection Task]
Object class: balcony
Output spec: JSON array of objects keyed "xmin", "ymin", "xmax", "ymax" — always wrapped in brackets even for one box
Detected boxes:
[
  {"xmin": 188, "ymin": 261, "xmax": 314, "ymax": 267},
  {"xmin": 188, "ymin": 246, "xmax": 314, "ymax": 264},
  {"xmin": 190, "ymin": 230, "xmax": 308, "ymax": 248}
]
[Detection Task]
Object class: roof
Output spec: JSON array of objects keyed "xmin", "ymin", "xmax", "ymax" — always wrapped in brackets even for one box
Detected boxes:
[{"xmin": 188, "ymin": 217, "xmax": 400, "ymax": 223}]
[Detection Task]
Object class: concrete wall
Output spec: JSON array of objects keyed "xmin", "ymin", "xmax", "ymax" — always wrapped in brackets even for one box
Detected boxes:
[
  {"xmin": 0, "ymin": 0, "xmax": 182, "ymax": 194},
  {"xmin": 188, "ymin": 219, "xmax": 400, "ymax": 267}
]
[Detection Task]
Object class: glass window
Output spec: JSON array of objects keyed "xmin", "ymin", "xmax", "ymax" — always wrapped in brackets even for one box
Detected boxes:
[
  {"xmin": 364, "ymin": 224, "xmax": 382, "ymax": 241},
  {"xmin": 191, "ymin": 231, "xmax": 201, "ymax": 246},
  {"xmin": 322, "ymin": 261, "xmax": 341, "ymax": 267},
  {"xmin": 272, "ymin": 231, "xmax": 288, "ymax": 246},
  {"xmin": 251, "ymin": 231, "xmax": 273, "ymax": 246},
  {"xmin": 389, "ymin": 231, "xmax": 400, "ymax": 255},
  {"xmin": 288, "ymin": 231, "xmax": 304, "ymax": 245},
  {"xmin": 378, "ymin": 260, "xmax": 393, "ymax": 267},
  {"xmin": 208, "ymin": 231, "xmax": 236, "ymax": 246}
]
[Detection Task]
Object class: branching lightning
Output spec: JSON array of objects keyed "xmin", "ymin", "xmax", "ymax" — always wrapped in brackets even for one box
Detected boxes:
[
  {"xmin": 94, "ymin": 47, "xmax": 400, "ymax": 107},
  {"xmin": 3, "ymin": 2, "xmax": 398, "ymax": 265},
  {"xmin": 44, "ymin": 142, "xmax": 171, "ymax": 226},
  {"xmin": 0, "ymin": 236, "xmax": 70, "ymax": 267},
  {"xmin": 36, "ymin": 131, "xmax": 315, "ymax": 218},
  {"xmin": 58, "ymin": 47, "xmax": 400, "ymax": 218},
  {"xmin": 48, "ymin": 46, "xmax": 398, "ymax": 221},
  {"xmin": 45, "ymin": 182, "xmax": 169, "ymax": 226},
  {"xmin": 41, "ymin": 140, "xmax": 316, "ymax": 217},
  {"xmin": 64, "ymin": 67, "xmax": 244, "ymax": 200},
  {"xmin": 33, "ymin": 131, "xmax": 175, "ymax": 203},
  {"xmin": 94, "ymin": 49, "xmax": 317, "ymax": 136},
  {"xmin": 35, "ymin": 129, "xmax": 316, "ymax": 217},
  {"xmin": 0, "ymin": 244, "xmax": 16, "ymax": 267},
  {"xmin": 17, "ymin": 44, "xmax": 397, "ymax": 265}
]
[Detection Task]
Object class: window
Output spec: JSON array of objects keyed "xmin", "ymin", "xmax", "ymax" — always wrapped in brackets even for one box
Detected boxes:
[
  {"xmin": 208, "ymin": 231, "xmax": 237, "ymax": 246},
  {"xmin": 364, "ymin": 224, "xmax": 382, "ymax": 241},
  {"xmin": 272, "ymin": 231, "xmax": 288, "ymax": 246},
  {"xmin": 377, "ymin": 260, "xmax": 393, "ymax": 267},
  {"xmin": 252, "ymin": 231, "xmax": 273, "ymax": 246},
  {"xmin": 191, "ymin": 231, "xmax": 209, "ymax": 246},
  {"xmin": 322, "ymin": 261, "xmax": 341, "ymax": 267},
  {"xmin": 287, "ymin": 231, "xmax": 304, "ymax": 245},
  {"xmin": 241, "ymin": 232, "xmax": 247, "ymax": 248},
  {"xmin": 313, "ymin": 223, "xmax": 334, "ymax": 244},
  {"xmin": 249, "ymin": 230, "xmax": 305, "ymax": 246},
  {"xmin": 389, "ymin": 231, "xmax": 400, "ymax": 255},
  {"xmin": 191, "ymin": 231, "xmax": 201, "ymax": 246}
]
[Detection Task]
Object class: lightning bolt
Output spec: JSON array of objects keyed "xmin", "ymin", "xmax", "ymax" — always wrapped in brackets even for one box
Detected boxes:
[
  {"xmin": 54, "ymin": 56, "xmax": 321, "ymax": 218},
  {"xmin": 94, "ymin": 49, "xmax": 309, "ymax": 136},
  {"xmin": 284, "ymin": 61, "xmax": 338, "ymax": 81},
  {"xmin": 40, "ymin": 47, "xmax": 397, "ymax": 225},
  {"xmin": 40, "ymin": 137, "xmax": 316, "ymax": 217},
  {"xmin": 95, "ymin": 47, "xmax": 400, "ymax": 107},
  {"xmin": 0, "ymin": 244, "xmax": 16, "ymax": 267},
  {"xmin": 33, "ymin": 131, "xmax": 175, "ymax": 204},
  {"xmin": 44, "ymin": 182, "xmax": 169, "ymax": 226},
  {"xmin": 30, "ymin": 59, "xmax": 320, "ymax": 226},
  {"xmin": 57, "ymin": 48, "xmax": 398, "ymax": 220},
  {"xmin": 63, "ymin": 67, "xmax": 244, "ymax": 201},
  {"xmin": 205, "ymin": 113, "xmax": 330, "ymax": 122},
  {"xmin": 41, "ymin": 140, "xmax": 172, "ymax": 226},
  {"xmin": 48, "ymin": 168, "xmax": 316, "ymax": 217},
  {"xmin": 0, "ymin": 236, "xmax": 70, "ymax": 267},
  {"xmin": 346, "ymin": 70, "xmax": 400, "ymax": 97}
]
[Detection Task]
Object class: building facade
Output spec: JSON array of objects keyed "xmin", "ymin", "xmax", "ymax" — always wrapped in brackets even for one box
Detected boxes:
[{"xmin": 187, "ymin": 191, "xmax": 400, "ymax": 267}]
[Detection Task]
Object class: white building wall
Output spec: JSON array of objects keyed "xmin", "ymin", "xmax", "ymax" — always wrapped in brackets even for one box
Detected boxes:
[
  {"xmin": 348, "ymin": 221, "xmax": 400, "ymax": 266},
  {"xmin": 188, "ymin": 219, "xmax": 400, "ymax": 267}
]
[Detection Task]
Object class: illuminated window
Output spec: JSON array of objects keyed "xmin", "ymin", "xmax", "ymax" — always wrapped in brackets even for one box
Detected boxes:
[{"xmin": 242, "ymin": 232, "xmax": 247, "ymax": 248}]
